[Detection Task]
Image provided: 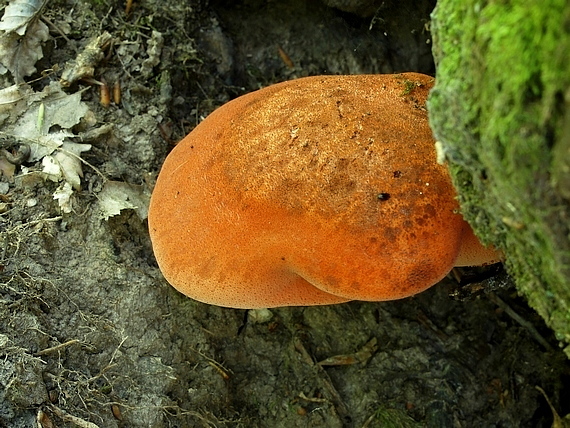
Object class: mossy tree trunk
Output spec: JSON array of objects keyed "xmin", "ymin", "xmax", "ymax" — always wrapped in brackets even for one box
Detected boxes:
[{"xmin": 427, "ymin": 0, "xmax": 570, "ymax": 356}]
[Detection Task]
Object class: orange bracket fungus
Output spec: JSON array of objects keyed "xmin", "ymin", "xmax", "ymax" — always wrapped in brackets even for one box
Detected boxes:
[{"xmin": 148, "ymin": 73, "xmax": 501, "ymax": 309}]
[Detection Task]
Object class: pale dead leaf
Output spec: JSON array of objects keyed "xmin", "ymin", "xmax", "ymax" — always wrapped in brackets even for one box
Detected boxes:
[
  {"xmin": 52, "ymin": 181, "xmax": 73, "ymax": 213},
  {"xmin": 26, "ymin": 130, "xmax": 73, "ymax": 161},
  {"xmin": 41, "ymin": 154, "xmax": 60, "ymax": 181},
  {"xmin": 41, "ymin": 142, "xmax": 91, "ymax": 190},
  {"xmin": 98, "ymin": 181, "xmax": 151, "ymax": 220},
  {"xmin": 0, "ymin": 83, "xmax": 30, "ymax": 112},
  {"xmin": 0, "ymin": 16, "xmax": 49, "ymax": 81},
  {"xmin": 46, "ymin": 90, "xmax": 90, "ymax": 130},
  {"xmin": 54, "ymin": 142, "xmax": 91, "ymax": 190},
  {"xmin": 0, "ymin": 83, "xmax": 32, "ymax": 125},
  {"xmin": 0, "ymin": 0, "xmax": 47, "ymax": 35},
  {"xmin": 11, "ymin": 82, "xmax": 89, "ymax": 161},
  {"xmin": 1, "ymin": 81, "xmax": 93, "ymax": 190}
]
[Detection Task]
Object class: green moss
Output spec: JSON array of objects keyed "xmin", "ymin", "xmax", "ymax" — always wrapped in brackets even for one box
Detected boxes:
[
  {"xmin": 428, "ymin": 0, "xmax": 570, "ymax": 355},
  {"xmin": 369, "ymin": 407, "xmax": 422, "ymax": 428},
  {"xmin": 400, "ymin": 77, "xmax": 421, "ymax": 95}
]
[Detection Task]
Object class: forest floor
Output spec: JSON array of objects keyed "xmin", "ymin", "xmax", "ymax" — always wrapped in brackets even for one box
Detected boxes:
[{"xmin": 0, "ymin": 0, "xmax": 568, "ymax": 427}]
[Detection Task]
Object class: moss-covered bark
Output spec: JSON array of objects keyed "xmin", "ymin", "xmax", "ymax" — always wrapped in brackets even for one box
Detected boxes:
[{"xmin": 427, "ymin": 0, "xmax": 570, "ymax": 356}]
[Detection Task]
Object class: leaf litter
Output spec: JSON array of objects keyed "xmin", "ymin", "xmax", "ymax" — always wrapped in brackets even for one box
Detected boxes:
[
  {"xmin": 0, "ymin": 0, "xmax": 49, "ymax": 81},
  {"xmin": 0, "ymin": 0, "xmax": 147, "ymax": 216}
]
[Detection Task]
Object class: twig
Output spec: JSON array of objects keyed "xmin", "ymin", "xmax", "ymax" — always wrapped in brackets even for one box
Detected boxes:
[
  {"xmin": 293, "ymin": 337, "xmax": 350, "ymax": 421},
  {"xmin": 35, "ymin": 339, "xmax": 79, "ymax": 356},
  {"xmin": 488, "ymin": 293, "xmax": 553, "ymax": 351},
  {"xmin": 49, "ymin": 405, "xmax": 100, "ymax": 428}
]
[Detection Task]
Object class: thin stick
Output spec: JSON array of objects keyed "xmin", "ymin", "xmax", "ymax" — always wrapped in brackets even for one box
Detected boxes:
[{"xmin": 35, "ymin": 339, "xmax": 79, "ymax": 356}]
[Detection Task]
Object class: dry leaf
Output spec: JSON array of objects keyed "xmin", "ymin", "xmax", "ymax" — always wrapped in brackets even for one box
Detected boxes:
[
  {"xmin": 10, "ymin": 82, "xmax": 89, "ymax": 161},
  {"xmin": 98, "ymin": 181, "xmax": 150, "ymax": 220},
  {"xmin": 317, "ymin": 338, "xmax": 378, "ymax": 366},
  {"xmin": 54, "ymin": 142, "xmax": 91, "ymax": 190},
  {"xmin": 0, "ymin": 83, "xmax": 32, "ymax": 125},
  {"xmin": 0, "ymin": 0, "xmax": 49, "ymax": 81},
  {"xmin": 41, "ymin": 142, "xmax": 91, "ymax": 190},
  {"xmin": 41, "ymin": 154, "xmax": 59, "ymax": 179},
  {"xmin": 1, "ymin": 81, "xmax": 92, "ymax": 191},
  {"xmin": 0, "ymin": 0, "xmax": 47, "ymax": 35},
  {"xmin": 0, "ymin": 83, "xmax": 30, "ymax": 112},
  {"xmin": 52, "ymin": 181, "xmax": 73, "ymax": 213},
  {"xmin": 26, "ymin": 130, "xmax": 73, "ymax": 161}
]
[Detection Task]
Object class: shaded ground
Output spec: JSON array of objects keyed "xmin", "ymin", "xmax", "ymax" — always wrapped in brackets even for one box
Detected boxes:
[{"xmin": 0, "ymin": 0, "xmax": 568, "ymax": 427}]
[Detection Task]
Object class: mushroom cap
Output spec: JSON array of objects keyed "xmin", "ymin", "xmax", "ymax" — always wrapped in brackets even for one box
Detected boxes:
[{"xmin": 149, "ymin": 73, "xmax": 496, "ymax": 309}]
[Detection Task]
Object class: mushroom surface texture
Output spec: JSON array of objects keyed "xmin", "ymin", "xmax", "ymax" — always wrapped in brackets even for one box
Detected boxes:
[{"xmin": 148, "ymin": 73, "xmax": 501, "ymax": 309}]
